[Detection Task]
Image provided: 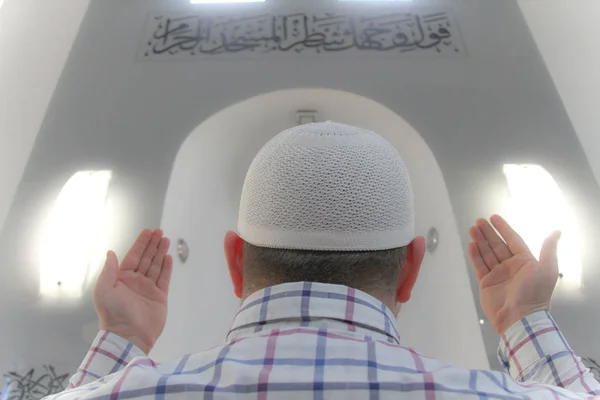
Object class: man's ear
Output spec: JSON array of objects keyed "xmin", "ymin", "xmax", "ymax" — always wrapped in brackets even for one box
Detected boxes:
[
  {"xmin": 396, "ymin": 236, "xmax": 426, "ymax": 304},
  {"xmin": 224, "ymin": 231, "xmax": 244, "ymax": 299}
]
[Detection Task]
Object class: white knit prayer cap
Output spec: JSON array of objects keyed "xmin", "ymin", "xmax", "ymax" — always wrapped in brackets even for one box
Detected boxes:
[{"xmin": 238, "ymin": 122, "xmax": 415, "ymax": 251}]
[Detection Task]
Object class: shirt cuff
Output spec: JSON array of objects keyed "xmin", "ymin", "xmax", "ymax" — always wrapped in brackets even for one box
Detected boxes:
[
  {"xmin": 498, "ymin": 310, "xmax": 568, "ymax": 381},
  {"xmin": 67, "ymin": 330, "xmax": 145, "ymax": 389}
]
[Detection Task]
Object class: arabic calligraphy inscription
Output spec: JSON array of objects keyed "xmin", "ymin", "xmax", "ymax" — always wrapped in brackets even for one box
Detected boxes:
[
  {"xmin": 140, "ymin": 10, "xmax": 465, "ymax": 59},
  {"xmin": 2, "ymin": 366, "xmax": 69, "ymax": 400}
]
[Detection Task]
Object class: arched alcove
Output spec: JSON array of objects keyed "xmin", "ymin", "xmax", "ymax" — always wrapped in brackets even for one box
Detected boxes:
[{"xmin": 155, "ymin": 88, "xmax": 489, "ymax": 369}]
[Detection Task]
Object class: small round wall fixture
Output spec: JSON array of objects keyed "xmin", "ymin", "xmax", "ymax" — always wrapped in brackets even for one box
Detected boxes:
[
  {"xmin": 426, "ymin": 227, "xmax": 439, "ymax": 253},
  {"xmin": 177, "ymin": 238, "xmax": 189, "ymax": 263}
]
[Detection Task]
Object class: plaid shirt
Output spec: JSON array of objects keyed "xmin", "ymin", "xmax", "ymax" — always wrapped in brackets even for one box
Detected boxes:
[{"xmin": 50, "ymin": 282, "xmax": 600, "ymax": 399}]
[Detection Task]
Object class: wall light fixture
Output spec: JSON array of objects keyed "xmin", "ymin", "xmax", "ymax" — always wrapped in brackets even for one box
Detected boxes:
[
  {"xmin": 39, "ymin": 170, "xmax": 112, "ymax": 299},
  {"xmin": 191, "ymin": 0, "xmax": 264, "ymax": 3},
  {"xmin": 503, "ymin": 164, "xmax": 581, "ymax": 290}
]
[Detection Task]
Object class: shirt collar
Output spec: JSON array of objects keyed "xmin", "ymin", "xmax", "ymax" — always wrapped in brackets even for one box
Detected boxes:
[{"xmin": 226, "ymin": 281, "xmax": 400, "ymax": 344}]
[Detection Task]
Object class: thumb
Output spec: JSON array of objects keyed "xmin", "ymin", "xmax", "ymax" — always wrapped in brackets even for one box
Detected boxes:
[
  {"xmin": 539, "ymin": 231, "xmax": 561, "ymax": 270},
  {"xmin": 96, "ymin": 251, "xmax": 119, "ymax": 289}
]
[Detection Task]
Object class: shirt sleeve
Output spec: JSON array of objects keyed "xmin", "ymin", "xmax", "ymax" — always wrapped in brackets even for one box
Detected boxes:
[
  {"xmin": 66, "ymin": 330, "xmax": 146, "ymax": 389},
  {"xmin": 498, "ymin": 310, "xmax": 600, "ymax": 395}
]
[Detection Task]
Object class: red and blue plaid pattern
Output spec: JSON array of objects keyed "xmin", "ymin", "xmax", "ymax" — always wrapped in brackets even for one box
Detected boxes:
[
  {"xmin": 50, "ymin": 282, "xmax": 600, "ymax": 399},
  {"xmin": 498, "ymin": 310, "xmax": 599, "ymax": 395}
]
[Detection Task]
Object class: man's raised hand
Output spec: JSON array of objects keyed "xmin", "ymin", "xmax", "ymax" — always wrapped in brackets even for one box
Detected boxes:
[
  {"xmin": 93, "ymin": 229, "xmax": 173, "ymax": 354},
  {"xmin": 468, "ymin": 215, "xmax": 560, "ymax": 335}
]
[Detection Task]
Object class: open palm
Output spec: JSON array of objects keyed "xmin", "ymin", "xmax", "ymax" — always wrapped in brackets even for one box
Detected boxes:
[
  {"xmin": 93, "ymin": 229, "xmax": 173, "ymax": 354},
  {"xmin": 468, "ymin": 215, "xmax": 561, "ymax": 335}
]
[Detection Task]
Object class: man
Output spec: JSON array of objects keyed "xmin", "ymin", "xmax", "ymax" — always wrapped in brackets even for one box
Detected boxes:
[{"xmin": 51, "ymin": 122, "xmax": 599, "ymax": 399}]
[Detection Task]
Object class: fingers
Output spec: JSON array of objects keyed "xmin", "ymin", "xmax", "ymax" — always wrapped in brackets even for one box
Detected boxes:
[
  {"xmin": 117, "ymin": 229, "xmax": 172, "ymax": 289},
  {"xmin": 120, "ymin": 229, "xmax": 153, "ymax": 271},
  {"xmin": 469, "ymin": 225, "xmax": 500, "ymax": 270},
  {"xmin": 146, "ymin": 237, "xmax": 170, "ymax": 282},
  {"xmin": 539, "ymin": 231, "xmax": 561, "ymax": 272},
  {"xmin": 96, "ymin": 251, "xmax": 119, "ymax": 290},
  {"xmin": 157, "ymin": 255, "xmax": 173, "ymax": 293},
  {"xmin": 476, "ymin": 219, "xmax": 513, "ymax": 262},
  {"xmin": 490, "ymin": 215, "xmax": 531, "ymax": 255},
  {"xmin": 468, "ymin": 242, "xmax": 488, "ymax": 281},
  {"xmin": 137, "ymin": 229, "xmax": 164, "ymax": 275}
]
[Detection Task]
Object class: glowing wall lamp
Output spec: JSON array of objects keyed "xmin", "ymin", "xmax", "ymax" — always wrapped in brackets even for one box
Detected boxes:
[
  {"xmin": 191, "ymin": 0, "xmax": 264, "ymax": 3},
  {"xmin": 39, "ymin": 170, "xmax": 112, "ymax": 299},
  {"xmin": 503, "ymin": 164, "xmax": 582, "ymax": 290}
]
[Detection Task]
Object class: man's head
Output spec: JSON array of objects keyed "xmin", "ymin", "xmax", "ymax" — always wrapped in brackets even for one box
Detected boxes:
[{"xmin": 224, "ymin": 122, "xmax": 425, "ymax": 315}]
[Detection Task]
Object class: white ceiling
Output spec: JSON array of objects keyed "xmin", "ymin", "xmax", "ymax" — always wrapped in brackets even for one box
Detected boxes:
[
  {"xmin": 518, "ymin": 0, "xmax": 600, "ymax": 184},
  {"xmin": 0, "ymin": 0, "xmax": 92, "ymax": 234}
]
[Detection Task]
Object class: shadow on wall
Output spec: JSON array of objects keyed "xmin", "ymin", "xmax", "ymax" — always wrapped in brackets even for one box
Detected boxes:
[{"xmin": 154, "ymin": 88, "xmax": 489, "ymax": 370}]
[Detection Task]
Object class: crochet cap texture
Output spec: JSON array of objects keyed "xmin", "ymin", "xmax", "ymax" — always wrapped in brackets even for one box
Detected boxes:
[{"xmin": 238, "ymin": 122, "xmax": 415, "ymax": 251}]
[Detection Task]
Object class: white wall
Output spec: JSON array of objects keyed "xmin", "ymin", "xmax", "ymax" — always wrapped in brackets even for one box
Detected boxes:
[
  {"xmin": 0, "ymin": 0, "xmax": 91, "ymax": 232},
  {"xmin": 518, "ymin": 0, "xmax": 600, "ymax": 184},
  {"xmin": 5, "ymin": 0, "xmax": 600, "ymax": 373},
  {"xmin": 155, "ymin": 88, "xmax": 489, "ymax": 370}
]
